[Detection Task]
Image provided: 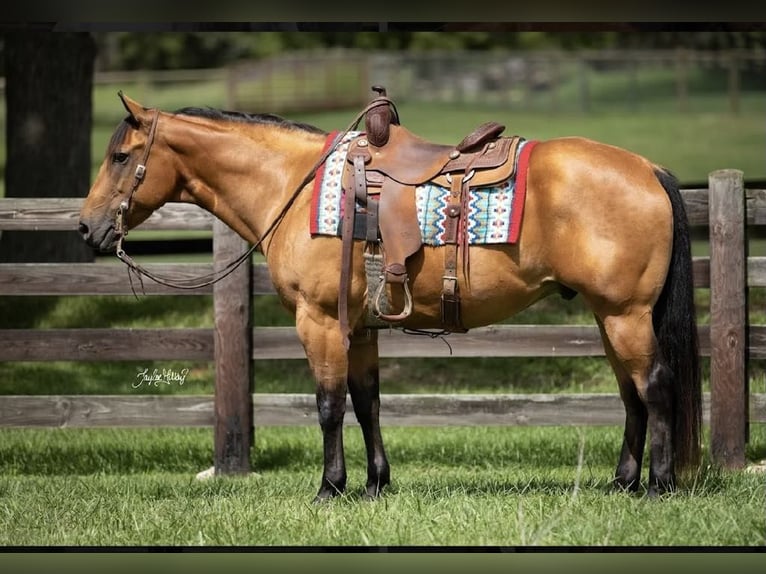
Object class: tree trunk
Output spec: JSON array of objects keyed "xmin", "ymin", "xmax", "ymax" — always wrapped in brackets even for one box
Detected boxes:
[{"xmin": 1, "ymin": 31, "xmax": 96, "ymax": 263}]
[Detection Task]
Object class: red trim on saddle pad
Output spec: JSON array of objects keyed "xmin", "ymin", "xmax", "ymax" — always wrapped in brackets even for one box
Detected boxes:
[
  {"xmin": 508, "ymin": 139, "xmax": 539, "ymax": 243},
  {"xmin": 310, "ymin": 130, "xmax": 341, "ymax": 235}
]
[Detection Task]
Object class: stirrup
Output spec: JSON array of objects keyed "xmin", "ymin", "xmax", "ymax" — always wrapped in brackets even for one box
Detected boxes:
[{"xmin": 373, "ymin": 278, "xmax": 413, "ymax": 322}]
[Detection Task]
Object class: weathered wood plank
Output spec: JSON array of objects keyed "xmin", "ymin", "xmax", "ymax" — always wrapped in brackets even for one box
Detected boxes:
[
  {"xmin": 2, "ymin": 189, "xmax": 764, "ymax": 231},
  {"xmin": 0, "ymin": 263, "xmax": 214, "ymax": 295},
  {"xmin": 692, "ymin": 257, "xmax": 709, "ymax": 287},
  {"xmin": 0, "ymin": 262, "xmax": 275, "ymax": 295},
  {"xmin": 0, "ymin": 259, "xmax": 715, "ymax": 295},
  {"xmin": 749, "ymin": 325, "xmax": 766, "ymax": 360},
  {"xmin": 0, "ymin": 329, "xmax": 214, "ymax": 361},
  {"xmin": 0, "ymin": 198, "xmax": 214, "ymax": 231},
  {"xmin": 212, "ymin": 219, "xmax": 253, "ymax": 474},
  {"xmin": 0, "ymin": 395, "xmax": 215, "ymax": 427},
  {"xmin": 0, "ymin": 258, "xmax": 730, "ymax": 295},
  {"xmin": 379, "ymin": 325, "xmax": 608, "ymax": 358},
  {"xmin": 681, "ymin": 188, "xmax": 710, "ymax": 227},
  {"xmin": 251, "ymin": 325, "xmax": 611, "ymax": 360},
  {"xmin": 0, "ymin": 324, "xmax": 727, "ymax": 361},
  {"xmin": 708, "ymin": 169, "xmax": 747, "ymax": 468},
  {"xmin": 746, "ymin": 189, "xmax": 766, "ymax": 226},
  {"xmin": 0, "ymin": 191, "xmax": 727, "ymax": 232},
  {"xmin": 1, "ymin": 392, "xmax": 763, "ymax": 428},
  {"xmin": 748, "ymin": 257, "xmax": 766, "ymax": 288},
  {"xmin": 683, "ymin": 188, "xmax": 766, "ymax": 226},
  {"xmin": 252, "ymin": 325, "xmax": 715, "ymax": 359}
]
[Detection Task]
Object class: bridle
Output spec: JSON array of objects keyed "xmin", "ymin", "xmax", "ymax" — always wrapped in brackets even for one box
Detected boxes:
[
  {"xmin": 112, "ymin": 97, "xmax": 397, "ymax": 291},
  {"xmin": 114, "ymin": 109, "xmax": 159, "ymax": 245}
]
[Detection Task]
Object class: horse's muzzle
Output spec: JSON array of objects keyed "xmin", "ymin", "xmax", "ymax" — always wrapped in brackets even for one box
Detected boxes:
[{"xmin": 78, "ymin": 219, "xmax": 121, "ymax": 253}]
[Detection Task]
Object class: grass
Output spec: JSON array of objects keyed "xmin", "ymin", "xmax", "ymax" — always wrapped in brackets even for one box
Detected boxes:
[{"xmin": 0, "ymin": 425, "xmax": 764, "ymax": 546}]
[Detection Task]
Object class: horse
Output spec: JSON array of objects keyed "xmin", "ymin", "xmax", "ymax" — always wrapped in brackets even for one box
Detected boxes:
[{"xmin": 79, "ymin": 92, "xmax": 702, "ymax": 500}]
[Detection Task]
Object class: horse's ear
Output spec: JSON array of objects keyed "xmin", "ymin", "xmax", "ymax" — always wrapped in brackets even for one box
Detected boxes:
[{"xmin": 118, "ymin": 91, "xmax": 146, "ymax": 125}]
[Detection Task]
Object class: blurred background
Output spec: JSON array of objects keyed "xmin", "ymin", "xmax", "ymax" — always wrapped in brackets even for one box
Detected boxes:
[{"xmin": 1, "ymin": 26, "xmax": 765, "ymax": 395}]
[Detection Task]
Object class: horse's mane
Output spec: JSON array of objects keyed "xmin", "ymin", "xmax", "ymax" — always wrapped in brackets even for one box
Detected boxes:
[{"xmin": 173, "ymin": 106, "xmax": 327, "ymax": 135}]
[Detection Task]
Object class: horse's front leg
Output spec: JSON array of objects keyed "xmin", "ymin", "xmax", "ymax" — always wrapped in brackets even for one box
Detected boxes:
[
  {"xmin": 296, "ymin": 305, "xmax": 349, "ymax": 501},
  {"xmin": 348, "ymin": 329, "xmax": 390, "ymax": 498}
]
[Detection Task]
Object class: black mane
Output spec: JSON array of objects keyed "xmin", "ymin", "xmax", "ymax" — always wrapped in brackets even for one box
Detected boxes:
[{"xmin": 173, "ymin": 106, "xmax": 327, "ymax": 135}]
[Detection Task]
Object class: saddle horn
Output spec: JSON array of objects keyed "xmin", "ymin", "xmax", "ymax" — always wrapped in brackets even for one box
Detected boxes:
[{"xmin": 365, "ymin": 85, "xmax": 399, "ymax": 147}]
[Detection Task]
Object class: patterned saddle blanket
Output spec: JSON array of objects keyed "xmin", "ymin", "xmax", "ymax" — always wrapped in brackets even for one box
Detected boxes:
[{"xmin": 310, "ymin": 131, "xmax": 536, "ymax": 245}]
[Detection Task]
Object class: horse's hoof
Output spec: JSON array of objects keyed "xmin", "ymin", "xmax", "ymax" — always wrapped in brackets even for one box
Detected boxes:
[
  {"xmin": 646, "ymin": 487, "xmax": 661, "ymax": 499},
  {"xmin": 362, "ymin": 486, "xmax": 383, "ymax": 500},
  {"xmin": 313, "ymin": 485, "xmax": 344, "ymax": 503},
  {"xmin": 646, "ymin": 482, "xmax": 675, "ymax": 499},
  {"xmin": 313, "ymin": 492, "xmax": 334, "ymax": 504},
  {"xmin": 612, "ymin": 477, "xmax": 639, "ymax": 493}
]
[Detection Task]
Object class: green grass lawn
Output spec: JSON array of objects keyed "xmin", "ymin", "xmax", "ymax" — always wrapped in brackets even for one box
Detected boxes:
[{"xmin": 0, "ymin": 425, "xmax": 764, "ymax": 546}]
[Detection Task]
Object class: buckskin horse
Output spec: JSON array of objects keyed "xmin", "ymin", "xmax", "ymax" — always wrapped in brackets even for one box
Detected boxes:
[{"xmin": 79, "ymin": 91, "xmax": 701, "ymax": 500}]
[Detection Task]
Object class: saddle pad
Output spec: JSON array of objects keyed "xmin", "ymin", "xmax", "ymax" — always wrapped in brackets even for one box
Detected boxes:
[
  {"xmin": 310, "ymin": 130, "xmax": 363, "ymax": 236},
  {"xmin": 310, "ymin": 131, "xmax": 537, "ymax": 245}
]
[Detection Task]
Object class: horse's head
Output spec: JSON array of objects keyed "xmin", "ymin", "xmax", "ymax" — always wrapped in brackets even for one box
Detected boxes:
[{"xmin": 79, "ymin": 92, "xmax": 178, "ymax": 252}]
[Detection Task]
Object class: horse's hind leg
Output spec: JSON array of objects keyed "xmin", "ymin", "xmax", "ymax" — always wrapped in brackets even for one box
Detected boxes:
[
  {"xmin": 596, "ymin": 317, "xmax": 647, "ymax": 492},
  {"xmin": 347, "ymin": 329, "xmax": 390, "ymax": 498},
  {"xmin": 596, "ymin": 309, "xmax": 676, "ymax": 496}
]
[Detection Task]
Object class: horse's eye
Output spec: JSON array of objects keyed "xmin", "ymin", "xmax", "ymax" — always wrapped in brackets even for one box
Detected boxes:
[{"xmin": 112, "ymin": 152, "xmax": 129, "ymax": 164}]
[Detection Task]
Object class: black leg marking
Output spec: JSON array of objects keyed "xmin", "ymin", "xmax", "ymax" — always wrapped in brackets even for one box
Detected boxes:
[
  {"xmin": 645, "ymin": 358, "xmax": 676, "ymax": 497},
  {"xmin": 314, "ymin": 386, "xmax": 347, "ymax": 501}
]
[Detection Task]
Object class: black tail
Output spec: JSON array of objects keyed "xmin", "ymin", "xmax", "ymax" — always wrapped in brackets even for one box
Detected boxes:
[{"xmin": 652, "ymin": 168, "xmax": 702, "ymax": 472}]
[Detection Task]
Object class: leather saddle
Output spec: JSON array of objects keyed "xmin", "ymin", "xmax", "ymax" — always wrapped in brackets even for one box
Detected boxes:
[{"xmin": 337, "ymin": 87, "xmax": 524, "ymax": 341}]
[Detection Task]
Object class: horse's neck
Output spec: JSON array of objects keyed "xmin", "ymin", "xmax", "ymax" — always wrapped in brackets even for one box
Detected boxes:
[{"xmin": 168, "ymin": 117, "xmax": 325, "ymax": 245}]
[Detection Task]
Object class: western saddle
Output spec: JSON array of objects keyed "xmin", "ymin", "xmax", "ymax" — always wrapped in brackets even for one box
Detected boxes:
[{"xmin": 338, "ymin": 86, "xmax": 524, "ymax": 345}]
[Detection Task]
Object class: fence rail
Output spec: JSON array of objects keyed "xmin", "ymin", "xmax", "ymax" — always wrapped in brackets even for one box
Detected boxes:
[
  {"xmin": 1, "ymin": 393, "xmax": 764, "ymax": 429},
  {"xmin": 0, "ymin": 172, "xmax": 764, "ymax": 471}
]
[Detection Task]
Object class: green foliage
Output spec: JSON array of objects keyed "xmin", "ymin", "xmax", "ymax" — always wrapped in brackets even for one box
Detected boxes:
[
  {"xmin": 87, "ymin": 31, "xmax": 766, "ymax": 71},
  {"xmin": 106, "ymin": 32, "xmax": 292, "ymax": 70}
]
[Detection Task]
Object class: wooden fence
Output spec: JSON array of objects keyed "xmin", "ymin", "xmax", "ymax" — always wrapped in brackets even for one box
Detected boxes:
[{"xmin": 0, "ymin": 170, "xmax": 765, "ymax": 474}]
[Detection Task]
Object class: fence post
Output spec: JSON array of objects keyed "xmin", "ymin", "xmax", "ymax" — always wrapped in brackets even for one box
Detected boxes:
[
  {"xmin": 213, "ymin": 219, "xmax": 253, "ymax": 474},
  {"xmin": 708, "ymin": 169, "xmax": 747, "ymax": 468}
]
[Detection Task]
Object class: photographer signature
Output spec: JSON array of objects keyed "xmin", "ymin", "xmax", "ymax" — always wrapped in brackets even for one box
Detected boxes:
[{"xmin": 133, "ymin": 367, "xmax": 190, "ymax": 389}]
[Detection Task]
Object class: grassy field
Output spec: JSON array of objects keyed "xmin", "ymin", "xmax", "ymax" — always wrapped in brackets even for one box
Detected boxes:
[{"xmin": 0, "ymin": 425, "xmax": 764, "ymax": 546}]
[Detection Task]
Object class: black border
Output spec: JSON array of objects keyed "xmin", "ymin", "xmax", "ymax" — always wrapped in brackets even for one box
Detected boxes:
[{"xmin": 1, "ymin": 6, "xmax": 765, "ymax": 572}]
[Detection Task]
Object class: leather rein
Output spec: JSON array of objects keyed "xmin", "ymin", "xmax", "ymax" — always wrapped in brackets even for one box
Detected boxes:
[{"xmin": 113, "ymin": 98, "xmax": 396, "ymax": 291}]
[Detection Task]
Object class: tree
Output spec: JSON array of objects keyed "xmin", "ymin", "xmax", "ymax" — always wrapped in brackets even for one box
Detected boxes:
[{"xmin": 1, "ymin": 30, "xmax": 96, "ymax": 263}]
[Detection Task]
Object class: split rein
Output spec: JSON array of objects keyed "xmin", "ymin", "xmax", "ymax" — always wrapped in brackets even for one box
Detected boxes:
[{"xmin": 113, "ymin": 98, "xmax": 397, "ymax": 293}]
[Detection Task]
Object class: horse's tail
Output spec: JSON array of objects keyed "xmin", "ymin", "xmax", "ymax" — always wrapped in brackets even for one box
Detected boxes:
[{"xmin": 652, "ymin": 167, "xmax": 702, "ymax": 473}]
